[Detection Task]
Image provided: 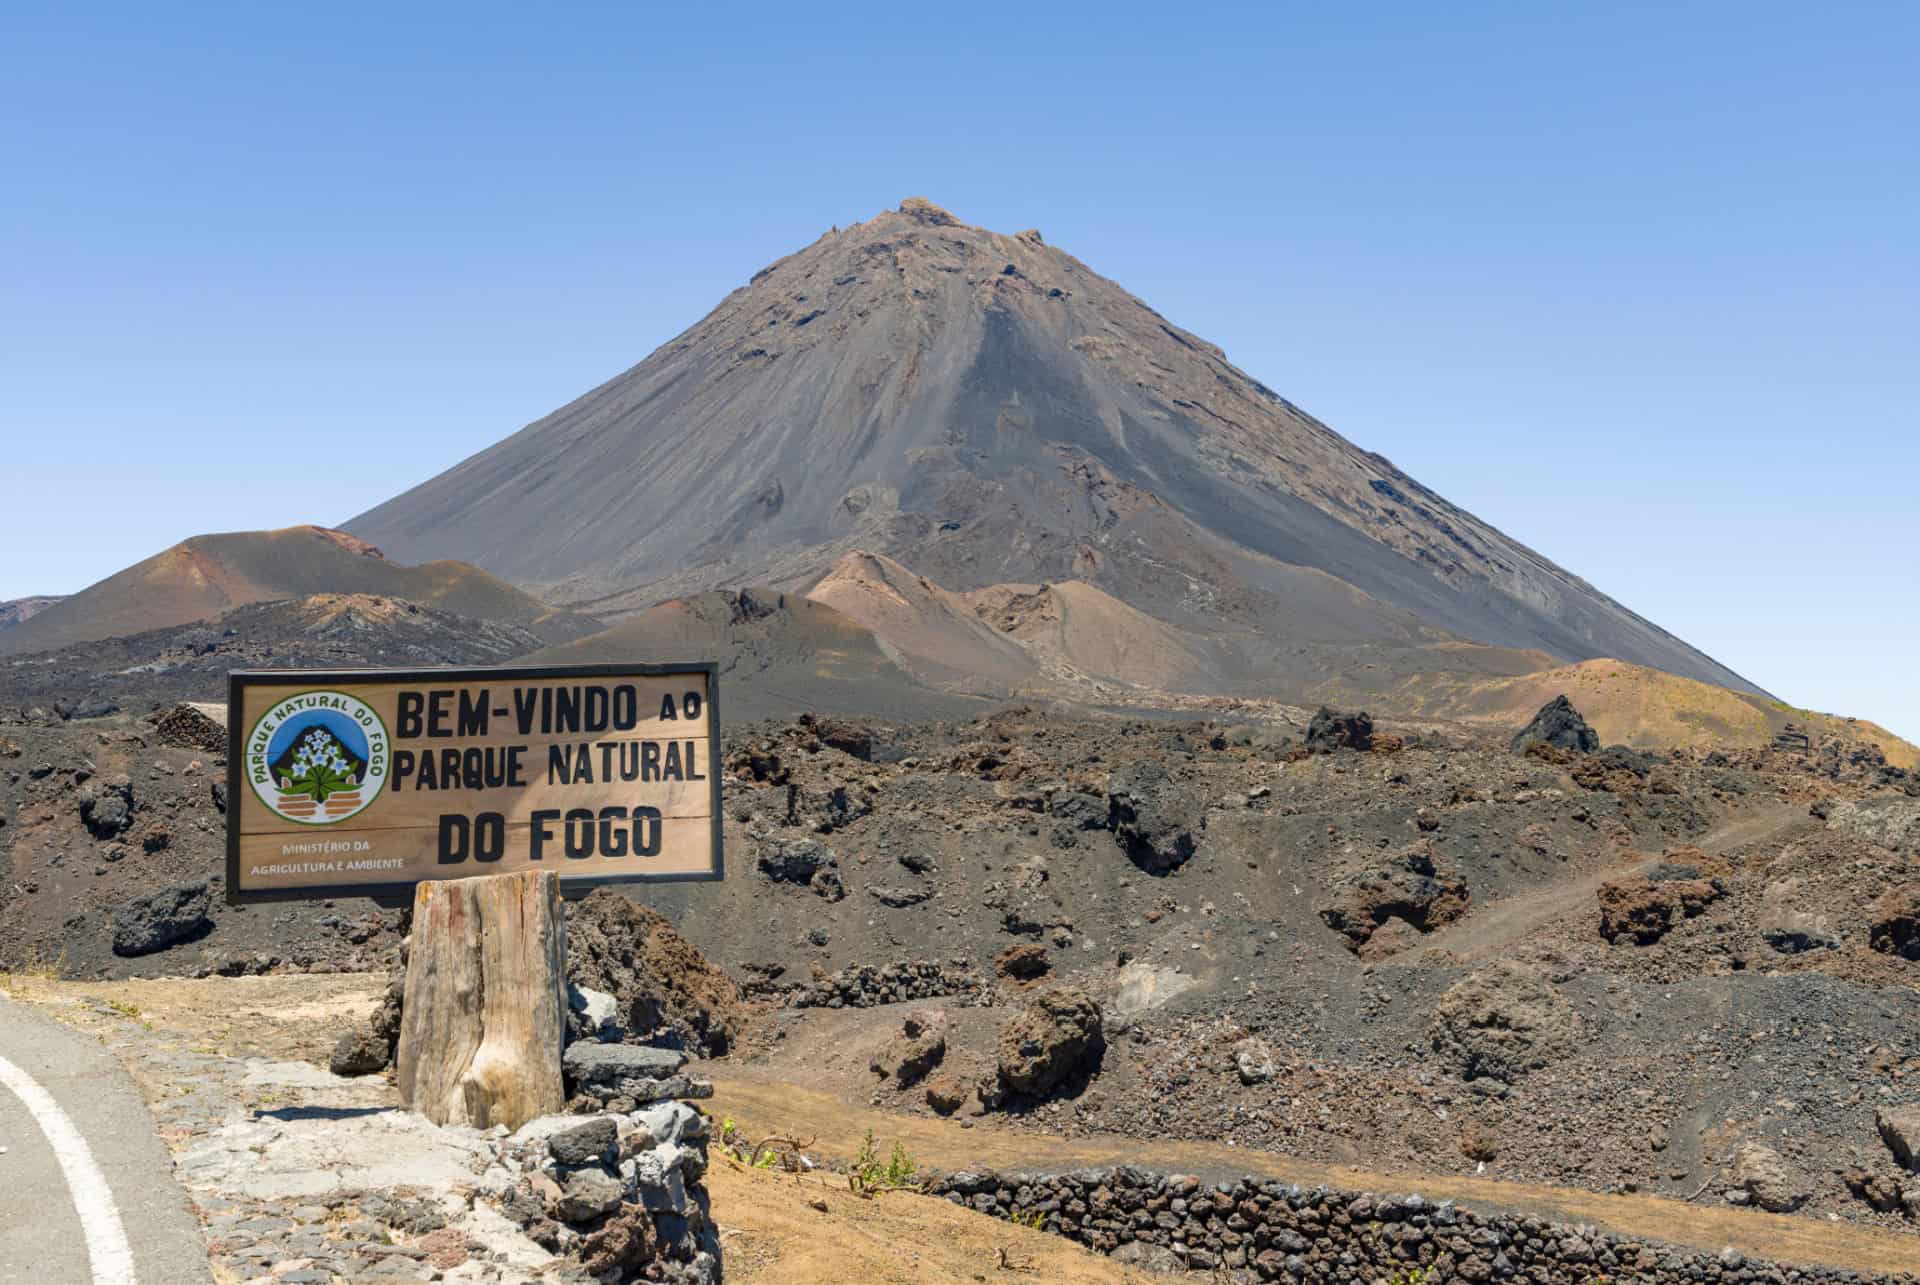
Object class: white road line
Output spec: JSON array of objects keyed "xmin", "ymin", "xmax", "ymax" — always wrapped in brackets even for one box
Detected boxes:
[{"xmin": 0, "ymin": 1050, "xmax": 138, "ymax": 1285}]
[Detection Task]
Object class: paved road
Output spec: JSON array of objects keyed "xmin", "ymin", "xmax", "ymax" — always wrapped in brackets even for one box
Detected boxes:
[{"xmin": 0, "ymin": 995, "xmax": 212, "ymax": 1284}]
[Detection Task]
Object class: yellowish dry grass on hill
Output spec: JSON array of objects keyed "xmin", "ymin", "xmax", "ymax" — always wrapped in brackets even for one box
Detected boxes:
[{"xmin": 1367, "ymin": 658, "xmax": 1916, "ymax": 766}]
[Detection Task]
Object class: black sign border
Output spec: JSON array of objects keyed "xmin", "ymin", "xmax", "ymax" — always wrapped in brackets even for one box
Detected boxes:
[{"xmin": 225, "ymin": 661, "xmax": 723, "ymax": 906}]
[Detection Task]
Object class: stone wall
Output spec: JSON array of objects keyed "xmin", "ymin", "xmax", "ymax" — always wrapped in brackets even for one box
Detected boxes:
[
  {"xmin": 484, "ymin": 1042, "xmax": 721, "ymax": 1282},
  {"xmin": 930, "ymin": 1166, "xmax": 1915, "ymax": 1284}
]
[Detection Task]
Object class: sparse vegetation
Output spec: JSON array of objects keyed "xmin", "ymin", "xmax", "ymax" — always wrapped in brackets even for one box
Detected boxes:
[
  {"xmin": 1008, "ymin": 1206, "xmax": 1047, "ymax": 1231},
  {"xmin": 849, "ymin": 1128, "xmax": 921, "ymax": 1197}
]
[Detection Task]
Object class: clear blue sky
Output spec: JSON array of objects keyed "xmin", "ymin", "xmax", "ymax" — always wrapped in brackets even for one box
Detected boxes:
[{"xmin": 4, "ymin": 3, "xmax": 1915, "ymax": 740}]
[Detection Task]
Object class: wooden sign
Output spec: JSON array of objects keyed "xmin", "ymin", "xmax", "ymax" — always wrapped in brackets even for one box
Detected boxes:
[{"xmin": 225, "ymin": 662, "xmax": 722, "ymax": 904}]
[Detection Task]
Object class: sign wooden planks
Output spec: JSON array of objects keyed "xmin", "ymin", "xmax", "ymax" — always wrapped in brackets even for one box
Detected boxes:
[{"xmin": 225, "ymin": 663, "xmax": 722, "ymax": 904}]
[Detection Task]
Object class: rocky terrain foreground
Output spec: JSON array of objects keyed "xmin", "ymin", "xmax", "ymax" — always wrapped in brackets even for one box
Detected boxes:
[{"xmin": 4, "ymin": 679, "xmax": 1920, "ymax": 1280}]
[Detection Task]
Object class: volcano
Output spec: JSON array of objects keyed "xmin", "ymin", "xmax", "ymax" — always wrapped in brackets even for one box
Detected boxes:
[{"xmin": 347, "ymin": 199, "xmax": 1760, "ymax": 700}]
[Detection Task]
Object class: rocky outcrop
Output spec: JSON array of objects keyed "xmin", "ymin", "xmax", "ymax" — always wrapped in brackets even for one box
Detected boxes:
[
  {"xmin": 1106, "ymin": 761, "xmax": 1201, "ymax": 874},
  {"xmin": 994, "ymin": 942, "xmax": 1051, "ymax": 981},
  {"xmin": 1511, "ymin": 694, "xmax": 1599, "ymax": 756},
  {"xmin": 930, "ymin": 1167, "xmax": 1911, "ymax": 1283},
  {"xmin": 1870, "ymin": 884, "xmax": 1920, "ymax": 960},
  {"xmin": 1570, "ymin": 744, "xmax": 1660, "ymax": 794},
  {"xmin": 767, "ymin": 959, "xmax": 986, "ymax": 1010},
  {"xmin": 1828, "ymin": 797, "xmax": 1920, "ymax": 853},
  {"xmin": 110, "ymin": 880, "xmax": 213, "ymax": 957},
  {"xmin": 564, "ymin": 889, "xmax": 744, "ymax": 1057},
  {"xmin": 1428, "ymin": 961, "xmax": 1580, "ymax": 1083},
  {"xmin": 1320, "ymin": 846, "xmax": 1469, "ymax": 954},
  {"xmin": 1304, "ymin": 707, "xmax": 1373, "ymax": 754},
  {"xmin": 1596, "ymin": 874, "xmax": 1723, "ymax": 944},
  {"xmin": 869, "ymin": 1008, "xmax": 947, "ymax": 1087},
  {"xmin": 1759, "ymin": 878, "xmax": 1841, "ymax": 953},
  {"xmin": 1879, "ymin": 1105, "xmax": 1920, "ymax": 1172},
  {"xmin": 995, "ymin": 987, "xmax": 1105, "ymax": 1099}
]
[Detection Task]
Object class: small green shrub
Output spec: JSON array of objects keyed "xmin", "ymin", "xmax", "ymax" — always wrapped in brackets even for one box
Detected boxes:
[{"xmin": 849, "ymin": 1128, "xmax": 922, "ymax": 1196}]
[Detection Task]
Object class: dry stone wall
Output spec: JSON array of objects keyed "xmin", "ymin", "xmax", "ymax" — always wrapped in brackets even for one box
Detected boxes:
[{"xmin": 930, "ymin": 1166, "xmax": 1917, "ymax": 1284}]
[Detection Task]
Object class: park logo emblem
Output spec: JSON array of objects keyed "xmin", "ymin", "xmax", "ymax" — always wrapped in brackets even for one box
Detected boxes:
[{"xmin": 244, "ymin": 690, "xmax": 390, "ymax": 825}]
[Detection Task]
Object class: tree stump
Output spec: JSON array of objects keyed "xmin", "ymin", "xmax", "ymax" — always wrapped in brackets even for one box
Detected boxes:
[{"xmin": 396, "ymin": 870, "xmax": 567, "ymax": 1129}]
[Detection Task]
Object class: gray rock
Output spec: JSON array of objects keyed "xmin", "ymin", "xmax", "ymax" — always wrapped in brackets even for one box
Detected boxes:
[
  {"xmin": 623, "ymin": 1144, "xmax": 693, "ymax": 1214},
  {"xmin": 111, "ymin": 880, "xmax": 213, "ymax": 957},
  {"xmin": 548, "ymin": 1117, "xmax": 618, "ymax": 1167},
  {"xmin": 1106, "ymin": 762, "xmax": 1201, "ymax": 874},
  {"xmin": 1828, "ymin": 797, "xmax": 1920, "ymax": 853},
  {"xmin": 1879, "ymin": 1105, "xmax": 1920, "ymax": 1171},
  {"xmin": 629, "ymin": 1101, "xmax": 707, "ymax": 1150},
  {"xmin": 1730, "ymin": 1141, "xmax": 1808, "ymax": 1212},
  {"xmin": 563, "ymin": 1043, "xmax": 687, "ymax": 1088},
  {"xmin": 1233, "ymin": 1037, "xmax": 1276, "ymax": 1085},
  {"xmin": 1758, "ymin": 878, "xmax": 1840, "ymax": 953},
  {"xmin": 553, "ymin": 1167, "xmax": 625, "ymax": 1223},
  {"xmin": 328, "ymin": 1024, "xmax": 390, "ymax": 1077},
  {"xmin": 567, "ymin": 984, "xmax": 622, "ymax": 1037}
]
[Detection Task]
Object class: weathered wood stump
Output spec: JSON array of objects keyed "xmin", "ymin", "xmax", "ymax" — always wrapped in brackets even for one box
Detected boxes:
[{"xmin": 396, "ymin": 870, "xmax": 566, "ymax": 1129}]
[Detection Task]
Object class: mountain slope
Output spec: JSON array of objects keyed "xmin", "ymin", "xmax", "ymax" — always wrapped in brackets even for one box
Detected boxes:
[
  {"xmin": 347, "ymin": 199, "xmax": 1762, "ymax": 699},
  {"xmin": 0, "ymin": 526, "xmax": 598, "ymax": 655},
  {"xmin": 518, "ymin": 588, "xmax": 982, "ymax": 723},
  {"xmin": 0, "ymin": 596, "xmax": 64, "ymax": 631}
]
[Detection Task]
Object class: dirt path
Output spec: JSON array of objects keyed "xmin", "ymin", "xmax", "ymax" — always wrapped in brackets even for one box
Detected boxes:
[
  {"xmin": 704, "ymin": 1072, "xmax": 1920, "ymax": 1275},
  {"xmin": 709, "ymin": 1164, "xmax": 1152, "ymax": 1283},
  {"xmin": 1390, "ymin": 800, "xmax": 1806, "ymax": 965}
]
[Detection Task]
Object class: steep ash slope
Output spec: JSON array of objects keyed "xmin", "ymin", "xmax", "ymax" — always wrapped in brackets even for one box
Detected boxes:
[{"xmin": 348, "ymin": 199, "xmax": 1760, "ymax": 697}]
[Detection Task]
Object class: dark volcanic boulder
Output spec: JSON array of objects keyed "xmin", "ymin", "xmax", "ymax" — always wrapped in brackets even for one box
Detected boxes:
[
  {"xmin": 1047, "ymin": 790, "xmax": 1108, "ymax": 848},
  {"xmin": 1106, "ymin": 761, "xmax": 1201, "ymax": 874},
  {"xmin": 996, "ymin": 987, "xmax": 1104, "ymax": 1098},
  {"xmin": 756, "ymin": 836, "xmax": 835, "ymax": 884},
  {"xmin": 1511, "ymin": 695, "xmax": 1599, "ymax": 756},
  {"xmin": 79, "ymin": 776, "xmax": 134, "ymax": 839},
  {"xmin": 1305, "ymin": 707, "xmax": 1373, "ymax": 754},
  {"xmin": 110, "ymin": 880, "xmax": 213, "ymax": 957}
]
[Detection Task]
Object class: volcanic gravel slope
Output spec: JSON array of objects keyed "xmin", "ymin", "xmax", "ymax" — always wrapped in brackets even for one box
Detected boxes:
[{"xmin": 345, "ymin": 198, "xmax": 1762, "ymax": 698}]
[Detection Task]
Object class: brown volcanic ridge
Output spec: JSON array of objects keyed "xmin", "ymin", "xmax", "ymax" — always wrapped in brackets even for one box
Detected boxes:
[
  {"xmin": 344, "ymin": 198, "xmax": 1784, "ymax": 727},
  {"xmin": 0, "ymin": 524, "xmax": 598, "ymax": 655}
]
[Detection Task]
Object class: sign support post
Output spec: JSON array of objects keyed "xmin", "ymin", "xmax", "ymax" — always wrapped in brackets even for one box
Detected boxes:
[{"xmin": 395, "ymin": 867, "xmax": 567, "ymax": 1130}]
